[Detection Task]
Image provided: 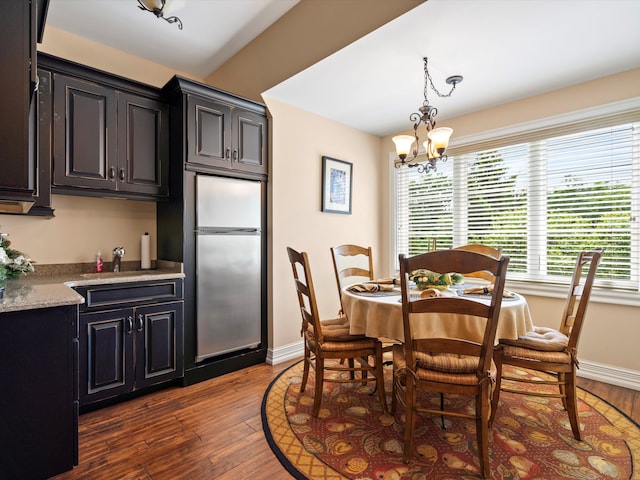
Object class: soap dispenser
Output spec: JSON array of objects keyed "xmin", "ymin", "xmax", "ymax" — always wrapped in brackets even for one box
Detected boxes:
[{"xmin": 95, "ymin": 250, "xmax": 103, "ymax": 273}]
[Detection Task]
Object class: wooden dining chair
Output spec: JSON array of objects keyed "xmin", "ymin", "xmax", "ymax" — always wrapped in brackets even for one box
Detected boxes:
[
  {"xmin": 490, "ymin": 248, "xmax": 603, "ymax": 441},
  {"xmin": 392, "ymin": 249, "xmax": 510, "ymax": 478},
  {"xmin": 331, "ymin": 244, "xmax": 399, "ymax": 364},
  {"xmin": 330, "ymin": 244, "xmax": 374, "ymax": 316},
  {"xmin": 453, "ymin": 243, "xmax": 503, "ymax": 282},
  {"xmin": 286, "ymin": 247, "xmax": 387, "ymax": 416}
]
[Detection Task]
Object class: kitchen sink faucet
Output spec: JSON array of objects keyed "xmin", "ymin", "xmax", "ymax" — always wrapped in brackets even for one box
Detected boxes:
[{"xmin": 112, "ymin": 247, "xmax": 125, "ymax": 272}]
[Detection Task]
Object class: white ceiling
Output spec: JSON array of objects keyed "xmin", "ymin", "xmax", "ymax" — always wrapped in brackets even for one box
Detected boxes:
[
  {"xmin": 45, "ymin": 0, "xmax": 301, "ymax": 78},
  {"xmin": 46, "ymin": 0, "xmax": 640, "ymax": 137}
]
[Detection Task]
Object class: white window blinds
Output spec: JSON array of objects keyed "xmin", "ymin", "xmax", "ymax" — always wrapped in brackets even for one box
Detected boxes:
[{"xmin": 394, "ymin": 108, "xmax": 640, "ymax": 290}]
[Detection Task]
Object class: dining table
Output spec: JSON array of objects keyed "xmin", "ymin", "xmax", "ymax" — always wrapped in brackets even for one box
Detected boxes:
[{"xmin": 341, "ymin": 283, "xmax": 534, "ymax": 343}]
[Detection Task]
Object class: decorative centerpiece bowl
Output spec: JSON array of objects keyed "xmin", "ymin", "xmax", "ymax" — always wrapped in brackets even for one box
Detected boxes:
[{"xmin": 409, "ymin": 269, "xmax": 464, "ymax": 291}]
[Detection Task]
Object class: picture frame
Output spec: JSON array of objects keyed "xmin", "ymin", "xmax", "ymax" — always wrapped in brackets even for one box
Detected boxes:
[{"xmin": 321, "ymin": 156, "xmax": 352, "ymax": 214}]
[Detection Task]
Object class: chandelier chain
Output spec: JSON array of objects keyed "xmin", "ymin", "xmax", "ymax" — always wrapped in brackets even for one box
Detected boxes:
[{"xmin": 423, "ymin": 57, "xmax": 457, "ymax": 102}]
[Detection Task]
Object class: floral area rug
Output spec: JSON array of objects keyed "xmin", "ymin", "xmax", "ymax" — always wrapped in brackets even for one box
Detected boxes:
[{"xmin": 262, "ymin": 360, "xmax": 639, "ymax": 479}]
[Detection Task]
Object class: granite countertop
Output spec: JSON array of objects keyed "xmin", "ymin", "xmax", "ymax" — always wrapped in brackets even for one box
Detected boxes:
[{"xmin": 0, "ymin": 260, "xmax": 184, "ymax": 314}]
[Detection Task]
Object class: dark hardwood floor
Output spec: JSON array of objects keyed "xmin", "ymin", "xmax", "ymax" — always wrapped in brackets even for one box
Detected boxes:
[{"xmin": 51, "ymin": 359, "xmax": 639, "ymax": 480}]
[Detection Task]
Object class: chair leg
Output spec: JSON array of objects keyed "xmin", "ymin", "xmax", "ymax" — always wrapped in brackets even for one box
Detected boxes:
[
  {"xmin": 564, "ymin": 369, "xmax": 582, "ymax": 441},
  {"xmin": 402, "ymin": 379, "xmax": 416, "ymax": 464},
  {"xmin": 347, "ymin": 358, "xmax": 355, "ymax": 380},
  {"xmin": 390, "ymin": 363, "xmax": 397, "ymax": 415},
  {"xmin": 374, "ymin": 346, "xmax": 388, "ymax": 413},
  {"xmin": 489, "ymin": 346, "xmax": 504, "ymax": 428},
  {"xmin": 312, "ymin": 357, "xmax": 324, "ymax": 417},
  {"xmin": 301, "ymin": 345, "xmax": 310, "ymax": 392},
  {"xmin": 476, "ymin": 384, "xmax": 492, "ymax": 480}
]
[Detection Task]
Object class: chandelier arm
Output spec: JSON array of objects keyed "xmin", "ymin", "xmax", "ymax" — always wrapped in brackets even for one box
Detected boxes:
[
  {"xmin": 164, "ymin": 15, "xmax": 183, "ymax": 29},
  {"xmin": 137, "ymin": 0, "xmax": 183, "ymax": 29}
]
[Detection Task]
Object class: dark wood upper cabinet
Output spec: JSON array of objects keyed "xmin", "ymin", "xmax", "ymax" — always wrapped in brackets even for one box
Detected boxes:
[
  {"xmin": 40, "ymin": 53, "xmax": 170, "ymax": 200},
  {"xmin": 233, "ymin": 107, "xmax": 268, "ymax": 175},
  {"xmin": 185, "ymin": 93, "xmax": 267, "ymax": 176},
  {"xmin": 187, "ymin": 95, "xmax": 231, "ymax": 168},
  {"xmin": 164, "ymin": 76, "xmax": 268, "ymax": 179},
  {"xmin": 0, "ymin": 0, "xmax": 38, "ymax": 213},
  {"xmin": 53, "ymin": 74, "xmax": 118, "ymax": 190},
  {"xmin": 117, "ymin": 93, "xmax": 169, "ymax": 196}
]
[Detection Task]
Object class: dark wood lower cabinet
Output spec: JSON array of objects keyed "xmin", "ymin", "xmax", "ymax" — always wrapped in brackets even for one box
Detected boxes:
[
  {"xmin": 0, "ymin": 304, "xmax": 78, "ymax": 480},
  {"xmin": 79, "ymin": 301, "xmax": 183, "ymax": 405},
  {"xmin": 75, "ymin": 279, "xmax": 184, "ymax": 408}
]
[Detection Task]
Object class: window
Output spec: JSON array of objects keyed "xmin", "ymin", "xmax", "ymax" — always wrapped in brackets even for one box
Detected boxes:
[{"xmin": 393, "ymin": 103, "xmax": 640, "ymax": 291}]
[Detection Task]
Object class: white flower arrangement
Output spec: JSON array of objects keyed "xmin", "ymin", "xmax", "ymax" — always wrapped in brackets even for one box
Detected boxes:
[{"xmin": 0, "ymin": 231, "xmax": 35, "ymax": 282}]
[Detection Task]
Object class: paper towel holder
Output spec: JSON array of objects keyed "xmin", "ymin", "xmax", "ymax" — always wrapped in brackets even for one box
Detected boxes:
[{"xmin": 140, "ymin": 232, "xmax": 152, "ymax": 270}]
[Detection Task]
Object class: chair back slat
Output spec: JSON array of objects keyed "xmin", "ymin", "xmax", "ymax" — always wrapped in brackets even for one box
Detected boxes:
[
  {"xmin": 408, "ymin": 297, "xmax": 490, "ymax": 318},
  {"xmin": 331, "ymin": 244, "xmax": 374, "ymax": 316},
  {"xmin": 331, "ymin": 244, "xmax": 374, "ymax": 288},
  {"xmin": 561, "ymin": 249, "xmax": 603, "ymax": 349},
  {"xmin": 287, "ymin": 247, "xmax": 324, "ymax": 344},
  {"xmin": 414, "ymin": 338, "xmax": 482, "ymax": 357},
  {"xmin": 452, "ymin": 244, "xmax": 503, "ymax": 282}
]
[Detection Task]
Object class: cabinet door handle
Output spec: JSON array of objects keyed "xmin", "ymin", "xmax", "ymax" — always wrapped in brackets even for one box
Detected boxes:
[
  {"xmin": 232, "ymin": 149, "xmax": 238, "ymax": 161},
  {"xmin": 119, "ymin": 168, "xmax": 125, "ymax": 181},
  {"xmin": 126, "ymin": 316, "xmax": 133, "ymax": 334},
  {"xmin": 136, "ymin": 314, "xmax": 144, "ymax": 332},
  {"xmin": 109, "ymin": 167, "xmax": 116, "ymax": 179},
  {"xmin": 225, "ymin": 148, "xmax": 231, "ymax": 159}
]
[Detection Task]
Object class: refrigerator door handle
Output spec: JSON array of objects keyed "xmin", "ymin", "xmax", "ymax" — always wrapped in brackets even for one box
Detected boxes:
[{"xmin": 195, "ymin": 227, "xmax": 261, "ymax": 235}]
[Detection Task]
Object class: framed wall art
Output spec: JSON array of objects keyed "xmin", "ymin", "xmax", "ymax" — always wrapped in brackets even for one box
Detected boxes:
[{"xmin": 321, "ymin": 156, "xmax": 352, "ymax": 214}]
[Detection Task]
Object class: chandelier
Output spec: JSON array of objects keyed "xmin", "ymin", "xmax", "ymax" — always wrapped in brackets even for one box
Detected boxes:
[
  {"xmin": 137, "ymin": 0, "xmax": 183, "ymax": 29},
  {"xmin": 392, "ymin": 57, "xmax": 462, "ymax": 173}
]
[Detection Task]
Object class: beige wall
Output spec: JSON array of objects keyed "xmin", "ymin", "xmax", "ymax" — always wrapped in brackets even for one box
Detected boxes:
[
  {"xmin": 264, "ymin": 97, "xmax": 382, "ymax": 349},
  {"xmin": 381, "ymin": 67, "xmax": 640, "ymax": 373},
  {"xmin": 0, "ymin": 196, "xmax": 156, "ymax": 265}
]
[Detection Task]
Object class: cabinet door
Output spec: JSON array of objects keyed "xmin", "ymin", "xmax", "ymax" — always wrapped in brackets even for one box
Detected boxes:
[
  {"xmin": 134, "ymin": 301, "xmax": 184, "ymax": 389},
  {"xmin": 186, "ymin": 95, "xmax": 232, "ymax": 169},
  {"xmin": 0, "ymin": 0, "xmax": 37, "ymax": 207},
  {"xmin": 232, "ymin": 108, "xmax": 268, "ymax": 175},
  {"xmin": 53, "ymin": 74, "xmax": 117, "ymax": 190},
  {"xmin": 79, "ymin": 308, "xmax": 135, "ymax": 406},
  {"xmin": 117, "ymin": 92, "xmax": 169, "ymax": 196}
]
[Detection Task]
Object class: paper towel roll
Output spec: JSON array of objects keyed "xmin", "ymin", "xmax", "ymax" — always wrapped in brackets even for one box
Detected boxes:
[{"xmin": 141, "ymin": 232, "xmax": 151, "ymax": 270}]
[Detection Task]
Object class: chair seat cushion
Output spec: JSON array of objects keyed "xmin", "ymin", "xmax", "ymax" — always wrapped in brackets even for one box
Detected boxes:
[
  {"xmin": 499, "ymin": 326, "xmax": 569, "ymax": 352},
  {"xmin": 306, "ymin": 320, "xmax": 377, "ymax": 352},
  {"xmin": 393, "ymin": 345, "xmax": 496, "ymax": 386},
  {"xmin": 499, "ymin": 344, "xmax": 572, "ymax": 364}
]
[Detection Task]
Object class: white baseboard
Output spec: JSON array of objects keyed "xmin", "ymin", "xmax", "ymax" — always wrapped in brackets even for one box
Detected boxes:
[
  {"xmin": 266, "ymin": 340, "xmax": 304, "ymax": 365},
  {"xmin": 578, "ymin": 359, "xmax": 640, "ymax": 392}
]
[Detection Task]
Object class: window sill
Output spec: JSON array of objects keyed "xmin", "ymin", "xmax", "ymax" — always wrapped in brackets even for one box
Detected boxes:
[{"xmin": 506, "ymin": 280, "xmax": 640, "ymax": 307}]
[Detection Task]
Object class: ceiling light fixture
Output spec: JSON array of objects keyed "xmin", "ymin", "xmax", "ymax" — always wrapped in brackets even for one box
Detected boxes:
[
  {"xmin": 392, "ymin": 57, "xmax": 462, "ymax": 173},
  {"xmin": 137, "ymin": 0, "xmax": 183, "ymax": 30}
]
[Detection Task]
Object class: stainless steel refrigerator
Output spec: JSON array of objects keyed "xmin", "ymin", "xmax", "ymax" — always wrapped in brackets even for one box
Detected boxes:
[{"xmin": 194, "ymin": 175, "xmax": 262, "ymax": 361}]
